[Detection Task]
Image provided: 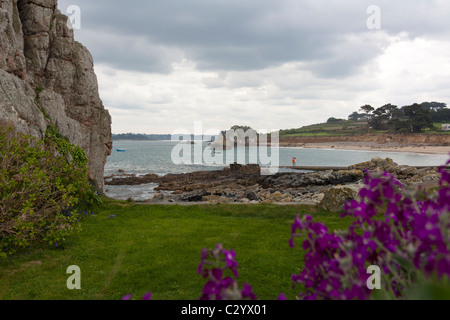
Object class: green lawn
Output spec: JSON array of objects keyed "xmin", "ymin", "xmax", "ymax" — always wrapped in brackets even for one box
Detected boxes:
[{"xmin": 0, "ymin": 201, "xmax": 352, "ymax": 300}]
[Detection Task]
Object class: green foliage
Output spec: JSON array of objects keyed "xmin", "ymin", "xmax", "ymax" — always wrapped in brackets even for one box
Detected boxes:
[
  {"xmin": 348, "ymin": 112, "xmax": 367, "ymax": 121},
  {"xmin": 403, "ymin": 103, "xmax": 434, "ymax": 133},
  {"xmin": 326, "ymin": 117, "xmax": 345, "ymax": 123},
  {"xmin": 45, "ymin": 124, "xmax": 87, "ymax": 167},
  {"xmin": 33, "ymin": 86, "xmax": 51, "ymax": 121},
  {"xmin": 280, "ymin": 120, "xmax": 368, "ymax": 137},
  {"xmin": 35, "ymin": 86, "xmax": 44, "ymax": 95},
  {"xmin": 0, "ymin": 126, "xmax": 99, "ymax": 256},
  {"xmin": 230, "ymin": 125, "xmax": 252, "ymax": 132},
  {"xmin": 359, "ymin": 104, "xmax": 374, "ymax": 115},
  {"xmin": 354, "ymin": 102, "xmax": 443, "ymax": 133}
]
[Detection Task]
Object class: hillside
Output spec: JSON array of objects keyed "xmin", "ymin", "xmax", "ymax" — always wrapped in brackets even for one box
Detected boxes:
[
  {"xmin": 280, "ymin": 119, "xmax": 369, "ymax": 137},
  {"xmin": 278, "ymin": 119, "xmax": 450, "ymax": 151},
  {"xmin": 280, "ymin": 119, "xmax": 450, "ymax": 138}
]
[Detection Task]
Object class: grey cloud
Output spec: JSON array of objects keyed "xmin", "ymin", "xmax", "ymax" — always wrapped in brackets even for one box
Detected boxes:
[
  {"xmin": 78, "ymin": 31, "xmax": 182, "ymax": 73},
  {"xmin": 58, "ymin": 0, "xmax": 450, "ymax": 78}
]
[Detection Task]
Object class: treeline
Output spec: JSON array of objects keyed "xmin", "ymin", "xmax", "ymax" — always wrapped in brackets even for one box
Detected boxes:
[
  {"xmin": 348, "ymin": 101, "xmax": 450, "ymax": 133},
  {"xmin": 112, "ymin": 133, "xmax": 172, "ymax": 141}
]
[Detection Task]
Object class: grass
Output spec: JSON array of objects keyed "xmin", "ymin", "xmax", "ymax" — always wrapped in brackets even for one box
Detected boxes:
[
  {"xmin": 0, "ymin": 200, "xmax": 352, "ymax": 300},
  {"xmin": 280, "ymin": 120, "xmax": 450, "ymax": 137},
  {"xmin": 280, "ymin": 120, "xmax": 369, "ymax": 137}
]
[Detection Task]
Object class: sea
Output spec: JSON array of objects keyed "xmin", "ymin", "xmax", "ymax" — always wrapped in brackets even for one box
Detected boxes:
[{"xmin": 104, "ymin": 140, "xmax": 449, "ymax": 201}]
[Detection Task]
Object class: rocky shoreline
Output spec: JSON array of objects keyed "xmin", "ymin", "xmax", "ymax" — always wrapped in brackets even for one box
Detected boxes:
[{"xmin": 104, "ymin": 158, "xmax": 443, "ymax": 212}]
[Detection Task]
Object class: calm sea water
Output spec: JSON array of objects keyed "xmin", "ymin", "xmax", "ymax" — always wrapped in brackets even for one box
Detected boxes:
[{"xmin": 104, "ymin": 140, "xmax": 449, "ymax": 201}]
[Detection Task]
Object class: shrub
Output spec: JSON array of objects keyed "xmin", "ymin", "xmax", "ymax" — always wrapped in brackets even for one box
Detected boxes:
[{"xmin": 0, "ymin": 126, "xmax": 100, "ymax": 257}]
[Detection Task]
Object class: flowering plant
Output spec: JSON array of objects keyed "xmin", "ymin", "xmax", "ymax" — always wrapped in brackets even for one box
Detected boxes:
[
  {"xmin": 197, "ymin": 243, "xmax": 257, "ymax": 300},
  {"xmin": 288, "ymin": 159, "xmax": 449, "ymax": 299}
]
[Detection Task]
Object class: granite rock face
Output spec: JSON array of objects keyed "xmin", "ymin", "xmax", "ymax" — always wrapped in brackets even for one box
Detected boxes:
[{"xmin": 0, "ymin": 0, "xmax": 112, "ymax": 191}]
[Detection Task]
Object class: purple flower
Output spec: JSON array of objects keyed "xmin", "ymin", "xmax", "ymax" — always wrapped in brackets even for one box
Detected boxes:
[
  {"xmin": 277, "ymin": 293, "xmax": 286, "ymax": 300},
  {"xmin": 241, "ymin": 283, "xmax": 257, "ymax": 300},
  {"xmin": 142, "ymin": 292, "xmax": 152, "ymax": 300},
  {"xmin": 288, "ymin": 159, "xmax": 450, "ymax": 300},
  {"xmin": 198, "ymin": 244, "xmax": 257, "ymax": 300},
  {"xmin": 223, "ymin": 249, "xmax": 238, "ymax": 277}
]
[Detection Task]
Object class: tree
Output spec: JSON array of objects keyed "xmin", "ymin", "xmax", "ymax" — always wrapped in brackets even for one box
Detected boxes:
[
  {"xmin": 379, "ymin": 104, "xmax": 399, "ymax": 121},
  {"xmin": 423, "ymin": 102, "xmax": 450, "ymax": 123},
  {"xmin": 403, "ymin": 104, "xmax": 434, "ymax": 133},
  {"xmin": 431, "ymin": 108, "xmax": 450, "ymax": 123},
  {"xmin": 359, "ymin": 105, "xmax": 375, "ymax": 131},
  {"xmin": 348, "ymin": 112, "xmax": 367, "ymax": 121},
  {"xmin": 327, "ymin": 117, "xmax": 344, "ymax": 123},
  {"xmin": 365, "ymin": 104, "xmax": 400, "ymax": 131},
  {"xmin": 419, "ymin": 101, "xmax": 447, "ymax": 111},
  {"xmin": 359, "ymin": 104, "xmax": 374, "ymax": 116}
]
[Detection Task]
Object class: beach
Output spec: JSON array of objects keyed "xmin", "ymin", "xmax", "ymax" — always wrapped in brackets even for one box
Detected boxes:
[
  {"xmin": 296, "ymin": 142, "xmax": 450, "ymax": 155},
  {"xmin": 277, "ymin": 132, "xmax": 450, "ymax": 155}
]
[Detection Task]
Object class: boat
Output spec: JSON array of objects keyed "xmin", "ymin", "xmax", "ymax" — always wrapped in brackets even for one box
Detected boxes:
[{"xmin": 116, "ymin": 149, "xmax": 126, "ymax": 152}]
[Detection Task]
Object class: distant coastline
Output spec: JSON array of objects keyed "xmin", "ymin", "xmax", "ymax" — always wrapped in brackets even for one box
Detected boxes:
[
  {"xmin": 113, "ymin": 132, "xmax": 450, "ymax": 155},
  {"xmin": 112, "ymin": 133, "xmax": 172, "ymax": 141}
]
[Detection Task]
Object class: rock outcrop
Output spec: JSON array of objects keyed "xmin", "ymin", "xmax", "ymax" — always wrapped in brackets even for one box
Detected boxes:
[
  {"xmin": 104, "ymin": 158, "xmax": 442, "ymax": 207},
  {"xmin": 0, "ymin": 0, "xmax": 112, "ymax": 191}
]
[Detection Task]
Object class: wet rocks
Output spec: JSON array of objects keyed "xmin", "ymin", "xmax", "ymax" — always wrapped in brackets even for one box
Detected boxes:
[
  {"xmin": 105, "ymin": 159, "xmax": 441, "ymax": 207},
  {"xmin": 262, "ymin": 169, "xmax": 364, "ymax": 188}
]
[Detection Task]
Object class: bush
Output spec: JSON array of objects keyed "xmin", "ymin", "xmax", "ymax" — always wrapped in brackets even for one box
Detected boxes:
[
  {"xmin": 327, "ymin": 117, "xmax": 345, "ymax": 123},
  {"xmin": 0, "ymin": 126, "xmax": 100, "ymax": 257}
]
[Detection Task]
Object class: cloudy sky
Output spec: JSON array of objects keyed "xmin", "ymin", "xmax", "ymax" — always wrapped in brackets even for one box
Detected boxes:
[{"xmin": 57, "ymin": 0, "xmax": 450, "ymax": 134}]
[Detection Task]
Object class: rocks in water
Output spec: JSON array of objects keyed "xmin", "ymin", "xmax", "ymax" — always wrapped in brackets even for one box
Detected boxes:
[
  {"xmin": 348, "ymin": 157, "xmax": 396, "ymax": 171},
  {"xmin": 152, "ymin": 193, "xmax": 164, "ymax": 201},
  {"xmin": 230, "ymin": 163, "xmax": 261, "ymax": 175},
  {"xmin": 105, "ymin": 159, "xmax": 441, "ymax": 206},
  {"xmin": 262, "ymin": 169, "xmax": 364, "ymax": 188}
]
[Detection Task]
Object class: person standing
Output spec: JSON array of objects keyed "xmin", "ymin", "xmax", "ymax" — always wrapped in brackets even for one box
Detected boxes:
[{"xmin": 292, "ymin": 157, "xmax": 296, "ymax": 166}]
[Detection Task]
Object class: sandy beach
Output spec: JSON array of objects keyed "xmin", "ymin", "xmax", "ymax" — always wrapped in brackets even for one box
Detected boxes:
[{"xmin": 284, "ymin": 142, "xmax": 450, "ymax": 155}]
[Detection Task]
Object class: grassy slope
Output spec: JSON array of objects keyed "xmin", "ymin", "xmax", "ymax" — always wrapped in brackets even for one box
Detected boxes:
[
  {"xmin": 280, "ymin": 120, "xmax": 450, "ymax": 137},
  {"xmin": 0, "ymin": 201, "xmax": 352, "ymax": 300},
  {"xmin": 280, "ymin": 120, "xmax": 368, "ymax": 137}
]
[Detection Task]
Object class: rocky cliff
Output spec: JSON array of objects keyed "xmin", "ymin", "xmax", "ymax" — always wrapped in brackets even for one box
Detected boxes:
[{"xmin": 0, "ymin": 0, "xmax": 112, "ymax": 191}]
